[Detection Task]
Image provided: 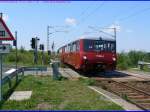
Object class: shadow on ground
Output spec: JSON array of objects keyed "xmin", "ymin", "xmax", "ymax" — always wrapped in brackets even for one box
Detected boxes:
[{"xmin": 63, "ymin": 64, "xmax": 131, "ymax": 78}]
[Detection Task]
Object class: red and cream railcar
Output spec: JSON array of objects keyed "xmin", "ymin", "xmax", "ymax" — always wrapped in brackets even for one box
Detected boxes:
[{"xmin": 58, "ymin": 37, "xmax": 117, "ymax": 71}]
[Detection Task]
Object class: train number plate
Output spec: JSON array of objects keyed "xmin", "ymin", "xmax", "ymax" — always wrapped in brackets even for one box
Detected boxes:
[{"xmin": 96, "ymin": 55, "xmax": 104, "ymax": 58}]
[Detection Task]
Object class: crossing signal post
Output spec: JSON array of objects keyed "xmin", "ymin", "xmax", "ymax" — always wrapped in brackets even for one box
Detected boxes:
[
  {"xmin": 30, "ymin": 37, "xmax": 39, "ymax": 65},
  {"xmin": 13, "ymin": 31, "xmax": 18, "ymax": 83},
  {"xmin": 39, "ymin": 44, "xmax": 45, "ymax": 65},
  {"xmin": 48, "ymin": 50, "xmax": 51, "ymax": 55},
  {"xmin": 39, "ymin": 44, "xmax": 44, "ymax": 51}
]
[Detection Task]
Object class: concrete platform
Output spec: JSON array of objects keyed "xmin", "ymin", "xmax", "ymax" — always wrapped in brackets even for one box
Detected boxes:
[
  {"xmin": 9, "ymin": 91, "xmax": 32, "ymax": 101},
  {"xmin": 59, "ymin": 68, "xmax": 82, "ymax": 79},
  {"xmin": 21, "ymin": 67, "xmax": 150, "ymax": 82},
  {"xmin": 89, "ymin": 86, "xmax": 142, "ymax": 110}
]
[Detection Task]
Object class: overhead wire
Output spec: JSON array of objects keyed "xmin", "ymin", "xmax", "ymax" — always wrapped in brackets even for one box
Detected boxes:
[
  {"xmin": 118, "ymin": 7, "xmax": 150, "ymax": 21},
  {"xmin": 104, "ymin": 6, "xmax": 150, "ymax": 28},
  {"xmin": 90, "ymin": 5, "xmax": 150, "ymax": 37},
  {"xmin": 77, "ymin": 1, "xmax": 105, "ymax": 26},
  {"xmin": 68, "ymin": 1, "xmax": 105, "ymax": 37}
]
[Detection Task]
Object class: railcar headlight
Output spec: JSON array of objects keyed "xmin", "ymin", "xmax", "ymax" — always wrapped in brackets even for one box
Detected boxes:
[
  {"xmin": 112, "ymin": 57, "xmax": 116, "ymax": 61},
  {"xmin": 83, "ymin": 56, "xmax": 87, "ymax": 60}
]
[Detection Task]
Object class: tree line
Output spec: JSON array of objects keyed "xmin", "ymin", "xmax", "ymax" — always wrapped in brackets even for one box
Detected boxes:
[
  {"xmin": 2, "ymin": 46, "xmax": 150, "ymax": 71},
  {"xmin": 3, "ymin": 46, "xmax": 50, "ymax": 66},
  {"xmin": 117, "ymin": 50, "xmax": 150, "ymax": 70}
]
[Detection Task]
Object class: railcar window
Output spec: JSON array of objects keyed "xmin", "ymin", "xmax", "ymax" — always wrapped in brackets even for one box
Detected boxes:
[
  {"xmin": 111, "ymin": 43, "xmax": 115, "ymax": 52},
  {"xmin": 60, "ymin": 48, "xmax": 62, "ymax": 53},
  {"xmin": 67, "ymin": 44, "xmax": 70, "ymax": 52},
  {"xmin": 84, "ymin": 39, "xmax": 116, "ymax": 52},
  {"xmin": 72, "ymin": 42, "xmax": 76, "ymax": 52},
  {"xmin": 65, "ymin": 46, "xmax": 67, "ymax": 53},
  {"xmin": 70, "ymin": 43, "xmax": 73, "ymax": 52},
  {"xmin": 76, "ymin": 41, "xmax": 79, "ymax": 51},
  {"xmin": 67, "ymin": 45, "xmax": 69, "ymax": 53},
  {"xmin": 58, "ymin": 49, "xmax": 60, "ymax": 53}
]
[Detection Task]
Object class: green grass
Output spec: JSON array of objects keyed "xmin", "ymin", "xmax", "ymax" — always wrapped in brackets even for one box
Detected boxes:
[{"xmin": 0, "ymin": 75, "xmax": 123, "ymax": 110}]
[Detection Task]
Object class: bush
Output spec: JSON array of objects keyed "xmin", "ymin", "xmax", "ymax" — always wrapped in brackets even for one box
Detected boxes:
[
  {"xmin": 117, "ymin": 62, "xmax": 128, "ymax": 70},
  {"xmin": 117, "ymin": 50, "xmax": 150, "ymax": 70},
  {"xmin": 7, "ymin": 53, "xmax": 16, "ymax": 62},
  {"xmin": 117, "ymin": 52, "xmax": 129, "ymax": 70}
]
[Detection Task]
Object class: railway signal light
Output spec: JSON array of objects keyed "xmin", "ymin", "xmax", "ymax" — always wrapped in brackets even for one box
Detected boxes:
[
  {"xmin": 39, "ymin": 44, "xmax": 44, "ymax": 50},
  {"xmin": 48, "ymin": 50, "xmax": 51, "ymax": 55},
  {"xmin": 31, "ymin": 38, "xmax": 35, "ymax": 49}
]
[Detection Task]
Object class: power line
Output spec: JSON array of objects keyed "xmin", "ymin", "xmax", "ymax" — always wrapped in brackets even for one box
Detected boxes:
[
  {"xmin": 78, "ymin": 5, "xmax": 92, "ymax": 20},
  {"xmin": 78, "ymin": 1, "xmax": 105, "ymax": 25},
  {"xmin": 106, "ymin": 6, "xmax": 150, "ymax": 28},
  {"xmin": 118, "ymin": 7, "xmax": 150, "ymax": 21},
  {"xmin": 68, "ymin": 2, "xmax": 105, "ymax": 36},
  {"xmin": 47, "ymin": 25, "xmax": 69, "ymax": 52}
]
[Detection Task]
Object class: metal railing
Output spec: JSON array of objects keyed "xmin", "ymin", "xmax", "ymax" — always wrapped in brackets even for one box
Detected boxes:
[
  {"xmin": 138, "ymin": 61, "xmax": 150, "ymax": 70},
  {"xmin": 0, "ymin": 66, "xmax": 47, "ymax": 101}
]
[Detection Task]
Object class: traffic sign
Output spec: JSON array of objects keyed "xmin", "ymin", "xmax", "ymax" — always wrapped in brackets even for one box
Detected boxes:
[
  {"xmin": 0, "ymin": 17, "xmax": 15, "ymax": 40},
  {"xmin": 0, "ymin": 44, "xmax": 10, "ymax": 53}
]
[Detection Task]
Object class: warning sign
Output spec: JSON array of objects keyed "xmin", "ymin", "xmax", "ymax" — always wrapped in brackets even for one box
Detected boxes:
[{"xmin": 0, "ymin": 17, "xmax": 15, "ymax": 40}]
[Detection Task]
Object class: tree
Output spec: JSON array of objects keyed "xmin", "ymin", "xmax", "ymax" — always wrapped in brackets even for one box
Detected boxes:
[{"xmin": 117, "ymin": 52, "xmax": 130, "ymax": 70}]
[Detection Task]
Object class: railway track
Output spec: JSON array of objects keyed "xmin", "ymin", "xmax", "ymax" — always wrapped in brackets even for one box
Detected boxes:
[
  {"xmin": 118, "ymin": 71, "xmax": 150, "ymax": 81},
  {"xmin": 94, "ymin": 79, "xmax": 150, "ymax": 110},
  {"xmin": 61, "ymin": 68, "xmax": 150, "ymax": 110}
]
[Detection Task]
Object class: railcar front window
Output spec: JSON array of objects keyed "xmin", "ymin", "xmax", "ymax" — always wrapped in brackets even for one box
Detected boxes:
[{"xmin": 84, "ymin": 40, "xmax": 116, "ymax": 52}]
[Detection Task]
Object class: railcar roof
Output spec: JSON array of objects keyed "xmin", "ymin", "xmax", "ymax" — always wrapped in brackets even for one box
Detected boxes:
[
  {"xmin": 57, "ymin": 36, "xmax": 116, "ymax": 50},
  {"xmin": 79, "ymin": 36, "xmax": 116, "ymax": 41}
]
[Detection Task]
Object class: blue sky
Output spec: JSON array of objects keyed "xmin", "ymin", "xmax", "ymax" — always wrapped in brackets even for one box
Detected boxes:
[{"xmin": 0, "ymin": 1, "xmax": 150, "ymax": 52}]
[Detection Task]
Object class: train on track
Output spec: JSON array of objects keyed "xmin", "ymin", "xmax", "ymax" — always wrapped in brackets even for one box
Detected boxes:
[{"xmin": 58, "ymin": 36, "xmax": 117, "ymax": 72}]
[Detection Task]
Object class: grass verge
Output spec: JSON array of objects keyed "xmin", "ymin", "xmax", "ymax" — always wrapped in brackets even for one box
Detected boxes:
[{"xmin": 0, "ymin": 75, "xmax": 123, "ymax": 110}]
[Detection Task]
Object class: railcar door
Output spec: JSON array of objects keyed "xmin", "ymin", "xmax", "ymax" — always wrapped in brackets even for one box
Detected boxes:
[{"xmin": 72, "ymin": 41, "xmax": 80, "ymax": 69}]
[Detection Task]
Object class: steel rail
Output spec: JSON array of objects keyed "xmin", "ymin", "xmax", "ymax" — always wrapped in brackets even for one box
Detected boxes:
[{"xmin": 95, "ymin": 79, "xmax": 150, "ymax": 110}]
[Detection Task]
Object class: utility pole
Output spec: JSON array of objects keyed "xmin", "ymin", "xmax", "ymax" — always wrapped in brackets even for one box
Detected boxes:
[
  {"xmin": 35, "ymin": 36, "xmax": 40, "ymax": 65},
  {"xmin": 35, "ymin": 37, "xmax": 38, "ymax": 65},
  {"xmin": 15, "ymin": 31, "xmax": 18, "ymax": 83},
  {"xmin": 47, "ymin": 25, "xmax": 69, "ymax": 54},
  {"xmin": 39, "ymin": 44, "xmax": 44, "ymax": 65},
  {"xmin": 0, "ymin": 12, "xmax": 3, "ymax": 101},
  {"xmin": 31, "ymin": 36, "xmax": 39, "ymax": 74},
  {"xmin": 114, "ymin": 27, "xmax": 116, "ymax": 40},
  {"xmin": 47, "ymin": 26, "xmax": 55, "ymax": 55},
  {"xmin": 113, "ymin": 27, "xmax": 117, "ymax": 53},
  {"xmin": 42, "ymin": 45, "xmax": 44, "ymax": 65},
  {"xmin": 47, "ymin": 26, "xmax": 50, "ymax": 53},
  {"xmin": 35, "ymin": 37, "xmax": 39, "ymax": 75}
]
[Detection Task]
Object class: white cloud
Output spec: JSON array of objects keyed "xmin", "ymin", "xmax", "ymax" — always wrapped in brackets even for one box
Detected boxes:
[
  {"xmin": 65, "ymin": 17, "xmax": 77, "ymax": 26},
  {"xmin": 2, "ymin": 14, "xmax": 9, "ymax": 22}
]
